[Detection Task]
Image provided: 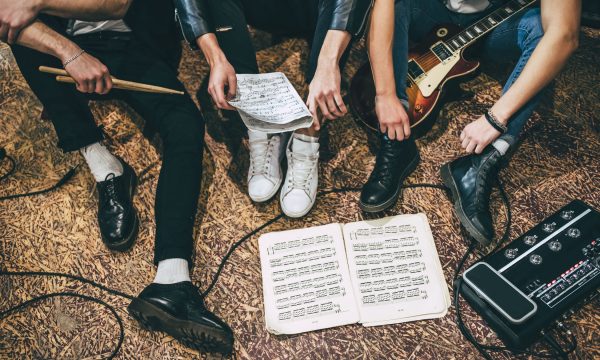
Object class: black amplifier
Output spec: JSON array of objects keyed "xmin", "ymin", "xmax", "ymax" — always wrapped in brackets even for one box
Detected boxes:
[{"xmin": 459, "ymin": 200, "xmax": 600, "ymax": 349}]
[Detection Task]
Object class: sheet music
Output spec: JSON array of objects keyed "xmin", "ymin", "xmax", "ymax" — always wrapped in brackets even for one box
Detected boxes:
[
  {"xmin": 259, "ymin": 224, "xmax": 360, "ymax": 335},
  {"xmin": 228, "ymin": 72, "xmax": 313, "ymax": 133},
  {"xmin": 343, "ymin": 214, "xmax": 450, "ymax": 326}
]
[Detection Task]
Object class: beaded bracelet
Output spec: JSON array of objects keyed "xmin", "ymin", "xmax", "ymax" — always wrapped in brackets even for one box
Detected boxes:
[
  {"xmin": 63, "ymin": 49, "xmax": 86, "ymax": 67},
  {"xmin": 484, "ymin": 110, "xmax": 507, "ymax": 134}
]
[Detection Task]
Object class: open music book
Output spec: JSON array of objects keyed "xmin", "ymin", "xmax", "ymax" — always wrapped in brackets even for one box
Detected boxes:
[{"xmin": 258, "ymin": 214, "xmax": 450, "ymax": 335}]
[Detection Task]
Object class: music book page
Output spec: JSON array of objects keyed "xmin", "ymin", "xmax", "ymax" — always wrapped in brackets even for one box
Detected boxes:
[
  {"xmin": 342, "ymin": 214, "xmax": 450, "ymax": 327},
  {"xmin": 259, "ymin": 224, "xmax": 360, "ymax": 335},
  {"xmin": 228, "ymin": 72, "xmax": 313, "ymax": 133}
]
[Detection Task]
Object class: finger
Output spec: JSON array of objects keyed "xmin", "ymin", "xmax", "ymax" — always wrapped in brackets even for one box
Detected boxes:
[
  {"xmin": 213, "ymin": 83, "xmax": 229, "ymax": 109},
  {"xmin": 104, "ymin": 73, "xmax": 113, "ymax": 93},
  {"xmin": 307, "ymin": 99, "xmax": 320, "ymax": 131},
  {"xmin": 326, "ymin": 95, "xmax": 343, "ymax": 118},
  {"xmin": 7, "ymin": 27, "xmax": 19, "ymax": 44},
  {"xmin": 95, "ymin": 75, "xmax": 106, "ymax": 94},
  {"xmin": 334, "ymin": 93, "xmax": 348, "ymax": 115},
  {"xmin": 87, "ymin": 79, "xmax": 96, "ymax": 93},
  {"xmin": 461, "ymin": 136, "xmax": 470, "ymax": 149},
  {"xmin": 395, "ymin": 125, "xmax": 405, "ymax": 141},
  {"xmin": 387, "ymin": 127, "xmax": 397, "ymax": 140},
  {"xmin": 227, "ymin": 74, "xmax": 237, "ymax": 100},
  {"xmin": 460, "ymin": 131, "xmax": 466, "ymax": 141},
  {"xmin": 403, "ymin": 118, "xmax": 411, "ymax": 139},
  {"xmin": 474, "ymin": 143, "xmax": 485, "ymax": 154},
  {"xmin": 380, "ymin": 123, "xmax": 388, "ymax": 134},
  {"xmin": 465, "ymin": 141, "xmax": 477, "ymax": 154},
  {"xmin": 317, "ymin": 98, "xmax": 333, "ymax": 121}
]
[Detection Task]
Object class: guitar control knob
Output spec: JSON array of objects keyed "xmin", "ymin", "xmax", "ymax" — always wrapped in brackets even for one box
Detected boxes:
[
  {"xmin": 549, "ymin": 240, "xmax": 562, "ymax": 252},
  {"xmin": 542, "ymin": 222, "xmax": 556, "ymax": 233},
  {"xmin": 524, "ymin": 235, "xmax": 538, "ymax": 246},
  {"xmin": 504, "ymin": 248, "xmax": 519, "ymax": 259},
  {"xmin": 561, "ymin": 210, "xmax": 575, "ymax": 220},
  {"xmin": 566, "ymin": 228, "xmax": 581, "ymax": 238},
  {"xmin": 529, "ymin": 254, "xmax": 543, "ymax": 265},
  {"xmin": 414, "ymin": 104, "xmax": 424, "ymax": 114}
]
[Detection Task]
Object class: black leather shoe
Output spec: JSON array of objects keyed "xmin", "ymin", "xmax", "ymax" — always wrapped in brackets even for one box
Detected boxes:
[
  {"xmin": 360, "ymin": 135, "xmax": 420, "ymax": 213},
  {"xmin": 128, "ymin": 282, "xmax": 234, "ymax": 355},
  {"xmin": 97, "ymin": 158, "xmax": 138, "ymax": 251},
  {"xmin": 440, "ymin": 139, "xmax": 511, "ymax": 245}
]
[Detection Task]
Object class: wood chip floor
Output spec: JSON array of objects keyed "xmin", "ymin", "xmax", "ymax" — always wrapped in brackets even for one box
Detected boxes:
[{"xmin": 1, "ymin": 27, "xmax": 599, "ymax": 360}]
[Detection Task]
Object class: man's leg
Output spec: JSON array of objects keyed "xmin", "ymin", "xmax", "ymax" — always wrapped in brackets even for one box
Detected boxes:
[
  {"xmin": 481, "ymin": 7, "xmax": 545, "ymax": 140},
  {"xmin": 10, "ymin": 16, "xmax": 137, "ymax": 251},
  {"xmin": 440, "ymin": 8, "xmax": 545, "ymax": 245},
  {"xmin": 118, "ymin": 38, "xmax": 234, "ymax": 354}
]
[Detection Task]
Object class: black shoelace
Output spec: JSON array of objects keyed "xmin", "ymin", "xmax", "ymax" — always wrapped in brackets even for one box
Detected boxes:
[{"xmin": 370, "ymin": 140, "xmax": 403, "ymax": 185}]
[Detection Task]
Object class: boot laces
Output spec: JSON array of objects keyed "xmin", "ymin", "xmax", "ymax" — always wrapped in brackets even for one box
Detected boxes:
[
  {"xmin": 475, "ymin": 152, "xmax": 501, "ymax": 212},
  {"xmin": 288, "ymin": 151, "xmax": 317, "ymax": 191},
  {"xmin": 371, "ymin": 140, "xmax": 402, "ymax": 185},
  {"xmin": 249, "ymin": 137, "xmax": 275, "ymax": 177}
]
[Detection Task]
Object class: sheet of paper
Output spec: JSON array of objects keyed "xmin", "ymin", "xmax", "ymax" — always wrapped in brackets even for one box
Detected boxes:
[
  {"xmin": 228, "ymin": 72, "xmax": 313, "ymax": 133},
  {"xmin": 259, "ymin": 224, "xmax": 360, "ymax": 335},
  {"xmin": 343, "ymin": 214, "xmax": 450, "ymax": 326}
]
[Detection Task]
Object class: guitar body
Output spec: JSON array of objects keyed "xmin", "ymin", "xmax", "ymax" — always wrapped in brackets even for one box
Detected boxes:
[{"xmin": 349, "ymin": 24, "xmax": 480, "ymax": 137}]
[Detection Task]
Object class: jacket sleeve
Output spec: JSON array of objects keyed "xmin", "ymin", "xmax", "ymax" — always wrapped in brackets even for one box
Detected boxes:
[
  {"xmin": 173, "ymin": 0, "xmax": 213, "ymax": 47},
  {"xmin": 328, "ymin": 0, "xmax": 374, "ymax": 37}
]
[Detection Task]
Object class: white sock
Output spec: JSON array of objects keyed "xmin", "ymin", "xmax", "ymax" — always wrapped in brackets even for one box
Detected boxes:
[
  {"xmin": 492, "ymin": 138, "xmax": 511, "ymax": 156},
  {"xmin": 80, "ymin": 142, "xmax": 123, "ymax": 182},
  {"xmin": 153, "ymin": 258, "xmax": 191, "ymax": 284}
]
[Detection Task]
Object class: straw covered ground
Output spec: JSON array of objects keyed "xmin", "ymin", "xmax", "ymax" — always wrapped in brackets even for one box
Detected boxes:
[{"xmin": 1, "ymin": 25, "xmax": 599, "ymax": 360}]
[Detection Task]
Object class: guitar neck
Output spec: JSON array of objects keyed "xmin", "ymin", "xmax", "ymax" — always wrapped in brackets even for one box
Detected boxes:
[{"xmin": 445, "ymin": 0, "xmax": 537, "ymax": 52}]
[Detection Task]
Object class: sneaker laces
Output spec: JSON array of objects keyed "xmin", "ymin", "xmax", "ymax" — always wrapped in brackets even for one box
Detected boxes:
[
  {"xmin": 249, "ymin": 137, "xmax": 274, "ymax": 177},
  {"xmin": 288, "ymin": 151, "xmax": 318, "ymax": 191}
]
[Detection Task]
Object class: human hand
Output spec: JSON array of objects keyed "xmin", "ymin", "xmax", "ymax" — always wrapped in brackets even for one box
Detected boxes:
[
  {"xmin": 375, "ymin": 94, "xmax": 411, "ymax": 140},
  {"xmin": 460, "ymin": 115, "xmax": 502, "ymax": 154},
  {"xmin": 306, "ymin": 62, "xmax": 346, "ymax": 130},
  {"xmin": 207, "ymin": 59, "xmax": 236, "ymax": 110},
  {"xmin": 0, "ymin": 0, "xmax": 40, "ymax": 44},
  {"xmin": 62, "ymin": 50, "xmax": 113, "ymax": 94}
]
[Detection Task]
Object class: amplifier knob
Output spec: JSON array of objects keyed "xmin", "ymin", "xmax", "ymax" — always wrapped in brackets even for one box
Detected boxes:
[
  {"xmin": 560, "ymin": 210, "xmax": 575, "ymax": 220},
  {"xmin": 542, "ymin": 222, "xmax": 556, "ymax": 233},
  {"xmin": 524, "ymin": 235, "xmax": 538, "ymax": 246},
  {"xmin": 549, "ymin": 240, "xmax": 562, "ymax": 252},
  {"xmin": 566, "ymin": 228, "xmax": 581, "ymax": 238},
  {"xmin": 504, "ymin": 248, "xmax": 519, "ymax": 259},
  {"xmin": 529, "ymin": 254, "xmax": 543, "ymax": 265}
]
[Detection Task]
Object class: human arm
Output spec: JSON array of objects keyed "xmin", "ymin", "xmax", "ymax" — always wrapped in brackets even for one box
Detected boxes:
[
  {"xmin": 306, "ymin": 30, "xmax": 351, "ymax": 130},
  {"xmin": 461, "ymin": 0, "xmax": 581, "ymax": 154},
  {"xmin": 0, "ymin": 0, "xmax": 132, "ymax": 44},
  {"xmin": 197, "ymin": 33, "xmax": 236, "ymax": 110},
  {"xmin": 367, "ymin": 0, "xmax": 411, "ymax": 140},
  {"xmin": 16, "ymin": 21, "xmax": 113, "ymax": 94}
]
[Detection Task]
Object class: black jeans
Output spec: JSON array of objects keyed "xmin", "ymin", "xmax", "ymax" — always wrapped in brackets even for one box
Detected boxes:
[
  {"xmin": 10, "ymin": 15, "xmax": 205, "ymax": 265},
  {"xmin": 206, "ymin": 0, "xmax": 348, "ymax": 81}
]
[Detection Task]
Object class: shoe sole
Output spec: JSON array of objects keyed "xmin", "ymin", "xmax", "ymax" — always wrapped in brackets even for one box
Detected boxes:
[
  {"xmin": 128, "ymin": 298, "xmax": 233, "ymax": 355},
  {"xmin": 102, "ymin": 162, "xmax": 139, "ymax": 252},
  {"xmin": 440, "ymin": 163, "xmax": 490, "ymax": 246},
  {"xmin": 359, "ymin": 153, "xmax": 421, "ymax": 213}
]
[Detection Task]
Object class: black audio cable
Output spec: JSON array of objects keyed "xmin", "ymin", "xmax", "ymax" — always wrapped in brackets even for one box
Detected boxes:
[{"xmin": 0, "ymin": 150, "xmax": 582, "ymax": 359}]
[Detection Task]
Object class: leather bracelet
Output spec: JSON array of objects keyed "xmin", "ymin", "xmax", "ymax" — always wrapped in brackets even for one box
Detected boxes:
[
  {"xmin": 484, "ymin": 110, "xmax": 507, "ymax": 134},
  {"xmin": 63, "ymin": 49, "xmax": 86, "ymax": 67}
]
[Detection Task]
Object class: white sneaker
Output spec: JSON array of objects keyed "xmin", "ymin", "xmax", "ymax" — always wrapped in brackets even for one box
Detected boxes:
[
  {"xmin": 247, "ymin": 130, "xmax": 288, "ymax": 202},
  {"xmin": 280, "ymin": 133, "xmax": 319, "ymax": 218}
]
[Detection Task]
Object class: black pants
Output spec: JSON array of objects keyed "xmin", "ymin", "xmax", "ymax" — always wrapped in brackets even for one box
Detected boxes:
[
  {"xmin": 207, "ymin": 0, "xmax": 349, "ymax": 81},
  {"xmin": 10, "ymin": 15, "xmax": 204, "ymax": 264}
]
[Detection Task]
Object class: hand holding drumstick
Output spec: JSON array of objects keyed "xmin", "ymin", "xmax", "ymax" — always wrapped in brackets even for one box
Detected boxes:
[{"xmin": 39, "ymin": 63, "xmax": 184, "ymax": 95}]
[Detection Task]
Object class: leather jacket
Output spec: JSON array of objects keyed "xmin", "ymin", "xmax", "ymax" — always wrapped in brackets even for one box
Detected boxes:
[{"xmin": 173, "ymin": 0, "xmax": 374, "ymax": 47}]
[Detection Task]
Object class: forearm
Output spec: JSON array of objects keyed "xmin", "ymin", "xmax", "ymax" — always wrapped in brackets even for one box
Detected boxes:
[
  {"xmin": 196, "ymin": 33, "xmax": 228, "ymax": 68},
  {"xmin": 38, "ymin": 0, "xmax": 132, "ymax": 20},
  {"xmin": 367, "ymin": 0, "xmax": 396, "ymax": 96},
  {"xmin": 317, "ymin": 30, "xmax": 351, "ymax": 66},
  {"xmin": 492, "ymin": 0, "xmax": 581, "ymax": 123},
  {"xmin": 16, "ymin": 20, "xmax": 80, "ymax": 63}
]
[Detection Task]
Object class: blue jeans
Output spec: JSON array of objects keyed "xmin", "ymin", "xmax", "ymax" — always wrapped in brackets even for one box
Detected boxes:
[{"xmin": 393, "ymin": 0, "xmax": 544, "ymax": 139}]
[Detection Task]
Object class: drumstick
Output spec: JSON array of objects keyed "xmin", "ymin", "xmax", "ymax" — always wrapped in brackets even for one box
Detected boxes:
[{"xmin": 39, "ymin": 66, "xmax": 184, "ymax": 95}]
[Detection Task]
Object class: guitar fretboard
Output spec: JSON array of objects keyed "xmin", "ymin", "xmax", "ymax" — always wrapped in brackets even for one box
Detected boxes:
[{"xmin": 446, "ymin": 0, "xmax": 537, "ymax": 52}]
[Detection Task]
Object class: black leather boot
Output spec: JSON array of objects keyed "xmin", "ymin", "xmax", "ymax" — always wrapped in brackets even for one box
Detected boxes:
[
  {"xmin": 128, "ymin": 281, "xmax": 234, "ymax": 355},
  {"xmin": 360, "ymin": 135, "xmax": 420, "ymax": 213},
  {"xmin": 96, "ymin": 158, "xmax": 138, "ymax": 251},
  {"xmin": 440, "ymin": 136, "xmax": 514, "ymax": 245}
]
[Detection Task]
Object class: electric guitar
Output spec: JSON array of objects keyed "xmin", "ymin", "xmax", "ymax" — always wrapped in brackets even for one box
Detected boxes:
[{"xmin": 349, "ymin": 0, "xmax": 537, "ymax": 136}]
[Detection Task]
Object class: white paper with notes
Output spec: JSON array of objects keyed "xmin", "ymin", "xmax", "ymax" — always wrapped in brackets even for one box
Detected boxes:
[
  {"xmin": 259, "ymin": 214, "xmax": 450, "ymax": 335},
  {"xmin": 228, "ymin": 72, "xmax": 313, "ymax": 133}
]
